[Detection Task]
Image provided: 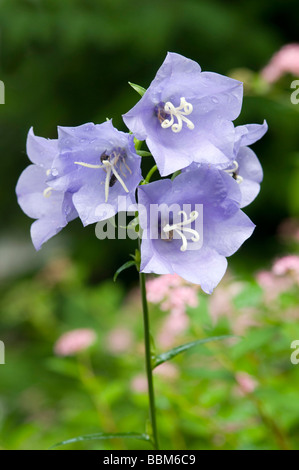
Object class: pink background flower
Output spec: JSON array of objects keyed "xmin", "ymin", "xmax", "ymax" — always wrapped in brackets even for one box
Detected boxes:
[
  {"xmin": 54, "ymin": 328, "xmax": 97, "ymax": 356},
  {"xmin": 261, "ymin": 43, "xmax": 299, "ymax": 83}
]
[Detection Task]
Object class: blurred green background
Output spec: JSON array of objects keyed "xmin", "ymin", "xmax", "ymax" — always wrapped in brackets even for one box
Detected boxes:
[{"xmin": 0, "ymin": 0, "xmax": 299, "ymax": 450}]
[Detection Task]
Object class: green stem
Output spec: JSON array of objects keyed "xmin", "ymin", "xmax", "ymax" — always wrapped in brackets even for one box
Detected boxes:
[
  {"xmin": 143, "ymin": 165, "xmax": 158, "ymax": 184},
  {"xmin": 139, "ymin": 271, "xmax": 159, "ymax": 450}
]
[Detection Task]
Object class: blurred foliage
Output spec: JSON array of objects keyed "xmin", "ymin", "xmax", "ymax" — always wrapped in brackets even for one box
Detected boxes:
[
  {"xmin": 0, "ymin": 243, "xmax": 299, "ymax": 450},
  {"xmin": 1, "ymin": 0, "xmax": 299, "ymax": 451}
]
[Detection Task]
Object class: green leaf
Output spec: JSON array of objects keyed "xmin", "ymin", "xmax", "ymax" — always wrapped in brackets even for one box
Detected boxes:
[
  {"xmin": 51, "ymin": 432, "xmax": 152, "ymax": 449},
  {"xmin": 153, "ymin": 335, "xmax": 235, "ymax": 368},
  {"xmin": 129, "ymin": 82, "xmax": 146, "ymax": 97},
  {"xmin": 113, "ymin": 260, "xmax": 136, "ymax": 282}
]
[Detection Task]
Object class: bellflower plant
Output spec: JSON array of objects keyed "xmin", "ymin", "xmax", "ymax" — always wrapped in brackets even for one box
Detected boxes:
[{"xmin": 16, "ymin": 52, "xmax": 267, "ymax": 450}]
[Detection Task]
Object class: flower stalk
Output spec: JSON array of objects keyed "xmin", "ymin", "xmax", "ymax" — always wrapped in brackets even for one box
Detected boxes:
[{"xmin": 139, "ymin": 270, "xmax": 159, "ymax": 450}]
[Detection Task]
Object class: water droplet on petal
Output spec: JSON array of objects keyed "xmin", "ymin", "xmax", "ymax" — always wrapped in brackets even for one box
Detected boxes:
[{"xmin": 211, "ymin": 96, "xmax": 219, "ymax": 104}]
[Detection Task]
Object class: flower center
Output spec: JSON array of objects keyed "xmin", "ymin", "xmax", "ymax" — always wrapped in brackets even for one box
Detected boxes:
[
  {"xmin": 74, "ymin": 148, "xmax": 132, "ymax": 202},
  {"xmin": 157, "ymin": 97, "xmax": 194, "ymax": 133},
  {"xmin": 224, "ymin": 160, "xmax": 243, "ymax": 184},
  {"xmin": 154, "ymin": 102, "xmax": 170, "ymax": 124},
  {"xmin": 163, "ymin": 210, "xmax": 200, "ymax": 252}
]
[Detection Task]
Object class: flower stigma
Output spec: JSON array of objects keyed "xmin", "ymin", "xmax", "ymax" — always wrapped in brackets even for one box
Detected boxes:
[
  {"xmin": 163, "ymin": 210, "xmax": 200, "ymax": 252},
  {"xmin": 158, "ymin": 97, "xmax": 194, "ymax": 133},
  {"xmin": 224, "ymin": 160, "xmax": 243, "ymax": 184},
  {"xmin": 43, "ymin": 186, "xmax": 53, "ymax": 198}
]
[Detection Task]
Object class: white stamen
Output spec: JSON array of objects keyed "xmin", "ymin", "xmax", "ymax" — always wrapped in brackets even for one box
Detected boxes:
[
  {"xmin": 163, "ymin": 210, "xmax": 200, "ymax": 252},
  {"xmin": 224, "ymin": 160, "xmax": 243, "ymax": 184},
  {"xmin": 161, "ymin": 97, "xmax": 194, "ymax": 133},
  {"xmin": 104, "ymin": 164, "xmax": 112, "ymax": 203},
  {"xmin": 74, "ymin": 162, "xmax": 104, "ymax": 169},
  {"xmin": 43, "ymin": 186, "xmax": 53, "ymax": 198},
  {"xmin": 111, "ymin": 167, "xmax": 130, "ymax": 193},
  {"xmin": 102, "ymin": 160, "xmax": 130, "ymax": 202},
  {"xmin": 46, "ymin": 169, "xmax": 52, "ymax": 176},
  {"xmin": 75, "ymin": 156, "xmax": 130, "ymax": 203}
]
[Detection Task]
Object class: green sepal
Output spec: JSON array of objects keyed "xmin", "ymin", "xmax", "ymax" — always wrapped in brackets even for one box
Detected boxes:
[
  {"xmin": 134, "ymin": 137, "xmax": 143, "ymax": 151},
  {"xmin": 129, "ymin": 82, "xmax": 146, "ymax": 97},
  {"xmin": 130, "ymin": 248, "xmax": 141, "ymax": 271},
  {"xmin": 136, "ymin": 150, "xmax": 152, "ymax": 157}
]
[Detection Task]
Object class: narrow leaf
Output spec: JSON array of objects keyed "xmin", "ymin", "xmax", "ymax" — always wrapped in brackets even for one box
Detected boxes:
[
  {"xmin": 113, "ymin": 260, "xmax": 136, "ymax": 282},
  {"xmin": 51, "ymin": 432, "xmax": 152, "ymax": 449},
  {"xmin": 153, "ymin": 335, "xmax": 235, "ymax": 368},
  {"xmin": 128, "ymin": 82, "xmax": 146, "ymax": 97}
]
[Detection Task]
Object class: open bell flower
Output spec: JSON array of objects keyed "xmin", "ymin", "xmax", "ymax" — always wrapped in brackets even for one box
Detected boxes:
[
  {"xmin": 222, "ymin": 120, "xmax": 267, "ymax": 207},
  {"xmin": 48, "ymin": 120, "xmax": 142, "ymax": 226},
  {"xmin": 138, "ymin": 166, "xmax": 255, "ymax": 294},
  {"xmin": 123, "ymin": 52, "xmax": 243, "ymax": 176},
  {"xmin": 16, "ymin": 128, "xmax": 78, "ymax": 250}
]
